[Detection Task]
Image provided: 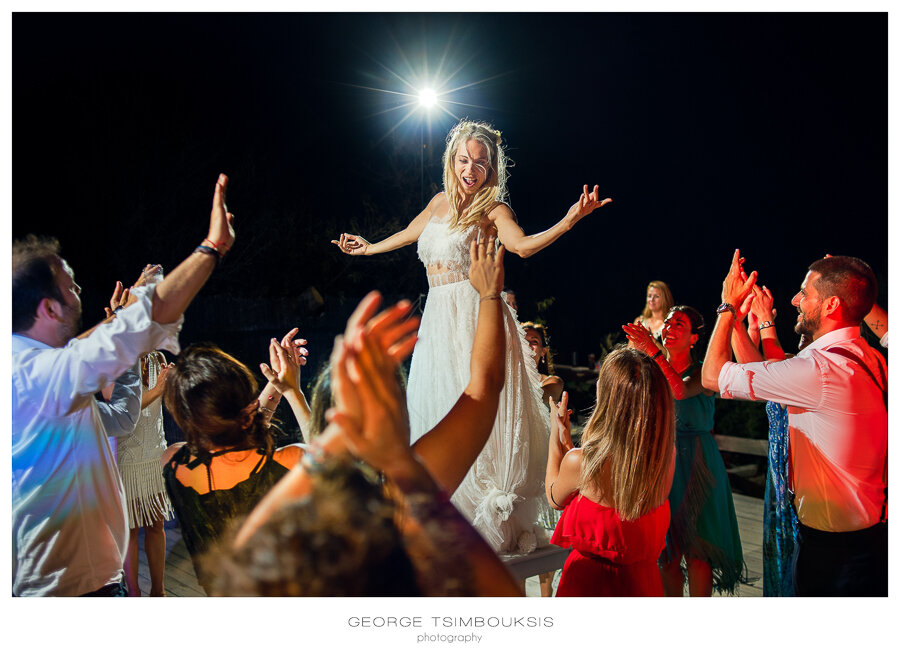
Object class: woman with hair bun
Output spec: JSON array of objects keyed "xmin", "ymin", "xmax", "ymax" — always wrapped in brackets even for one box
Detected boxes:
[
  {"xmin": 624, "ymin": 305, "xmax": 744, "ymax": 596},
  {"xmin": 161, "ymin": 336, "xmax": 307, "ymax": 592},
  {"xmin": 333, "ymin": 119, "xmax": 612, "ymax": 553}
]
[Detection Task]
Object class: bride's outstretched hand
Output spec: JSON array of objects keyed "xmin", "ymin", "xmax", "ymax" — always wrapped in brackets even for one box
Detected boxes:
[
  {"xmin": 468, "ymin": 235, "xmax": 505, "ymax": 298},
  {"xmin": 564, "ymin": 184, "xmax": 612, "ymax": 228},
  {"xmin": 331, "ymin": 233, "xmax": 371, "ymax": 255}
]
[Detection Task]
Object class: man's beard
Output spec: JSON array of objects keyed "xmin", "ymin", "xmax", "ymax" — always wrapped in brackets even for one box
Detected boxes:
[
  {"xmin": 61, "ymin": 306, "xmax": 83, "ymax": 342},
  {"xmin": 794, "ymin": 306, "xmax": 820, "ymax": 338}
]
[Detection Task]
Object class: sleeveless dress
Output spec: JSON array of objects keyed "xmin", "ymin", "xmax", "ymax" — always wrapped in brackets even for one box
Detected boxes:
[
  {"xmin": 763, "ymin": 401, "xmax": 798, "ymax": 596},
  {"xmin": 659, "ymin": 362, "xmax": 745, "ymax": 593},
  {"xmin": 407, "ymin": 214, "xmax": 550, "ymax": 554},
  {"xmin": 116, "ymin": 353, "xmax": 174, "ymax": 529},
  {"xmin": 551, "ymin": 496, "xmax": 670, "ymax": 596},
  {"xmin": 163, "ymin": 446, "xmax": 292, "ymax": 591}
]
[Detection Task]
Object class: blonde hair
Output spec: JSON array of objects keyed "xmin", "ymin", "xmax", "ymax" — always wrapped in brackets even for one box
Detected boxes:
[
  {"xmin": 442, "ymin": 119, "xmax": 509, "ymax": 231},
  {"xmin": 640, "ymin": 280, "xmax": 674, "ymax": 320},
  {"xmin": 579, "ymin": 348, "xmax": 675, "ymax": 521}
]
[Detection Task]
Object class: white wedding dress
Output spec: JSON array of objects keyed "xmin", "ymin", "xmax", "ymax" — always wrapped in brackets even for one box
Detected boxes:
[{"xmin": 407, "ymin": 213, "xmax": 550, "ymax": 554}]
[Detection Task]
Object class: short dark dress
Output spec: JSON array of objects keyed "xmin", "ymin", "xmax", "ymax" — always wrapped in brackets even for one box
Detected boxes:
[
  {"xmin": 551, "ymin": 495, "xmax": 670, "ymax": 596},
  {"xmin": 163, "ymin": 445, "xmax": 291, "ymax": 592},
  {"xmin": 659, "ymin": 363, "xmax": 745, "ymax": 593}
]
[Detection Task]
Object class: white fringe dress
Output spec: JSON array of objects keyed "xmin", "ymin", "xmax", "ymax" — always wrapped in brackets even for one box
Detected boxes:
[
  {"xmin": 407, "ymin": 214, "xmax": 551, "ymax": 554},
  {"xmin": 116, "ymin": 354, "xmax": 174, "ymax": 529}
]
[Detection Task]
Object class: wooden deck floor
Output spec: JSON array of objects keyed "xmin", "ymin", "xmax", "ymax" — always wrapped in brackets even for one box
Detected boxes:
[{"xmin": 136, "ymin": 492, "xmax": 765, "ymax": 597}]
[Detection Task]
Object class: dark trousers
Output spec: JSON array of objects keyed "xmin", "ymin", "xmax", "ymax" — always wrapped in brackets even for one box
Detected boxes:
[
  {"xmin": 80, "ymin": 580, "xmax": 129, "ymax": 597},
  {"xmin": 792, "ymin": 521, "xmax": 887, "ymax": 596}
]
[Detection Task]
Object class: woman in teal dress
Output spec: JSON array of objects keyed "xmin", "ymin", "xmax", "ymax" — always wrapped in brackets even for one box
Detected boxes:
[{"xmin": 623, "ymin": 305, "xmax": 744, "ymax": 596}]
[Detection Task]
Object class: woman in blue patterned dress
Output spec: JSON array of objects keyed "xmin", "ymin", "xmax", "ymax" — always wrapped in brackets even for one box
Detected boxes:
[{"xmin": 729, "ymin": 285, "xmax": 804, "ymax": 595}]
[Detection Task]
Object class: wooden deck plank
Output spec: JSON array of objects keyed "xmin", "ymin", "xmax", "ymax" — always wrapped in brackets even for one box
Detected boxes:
[{"xmin": 140, "ymin": 492, "xmax": 766, "ymax": 597}]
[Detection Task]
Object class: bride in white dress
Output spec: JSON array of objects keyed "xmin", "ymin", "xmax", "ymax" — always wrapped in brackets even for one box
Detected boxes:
[{"xmin": 333, "ymin": 119, "xmax": 611, "ymax": 553}]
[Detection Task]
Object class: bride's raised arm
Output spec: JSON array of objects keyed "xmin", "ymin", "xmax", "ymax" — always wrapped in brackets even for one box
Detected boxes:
[
  {"xmin": 490, "ymin": 184, "xmax": 611, "ymax": 259},
  {"xmin": 331, "ymin": 192, "xmax": 443, "ymax": 256}
]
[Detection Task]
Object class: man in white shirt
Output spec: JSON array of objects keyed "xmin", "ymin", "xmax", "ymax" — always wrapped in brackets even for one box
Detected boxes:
[
  {"xmin": 701, "ymin": 251, "xmax": 887, "ymax": 596},
  {"xmin": 12, "ymin": 174, "xmax": 235, "ymax": 596}
]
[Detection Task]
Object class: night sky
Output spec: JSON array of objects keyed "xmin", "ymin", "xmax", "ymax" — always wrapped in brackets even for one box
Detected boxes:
[{"xmin": 13, "ymin": 12, "xmax": 887, "ymax": 372}]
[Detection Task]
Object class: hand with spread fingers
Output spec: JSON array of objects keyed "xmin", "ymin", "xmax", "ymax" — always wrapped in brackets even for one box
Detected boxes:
[
  {"xmin": 342, "ymin": 291, "xmax": 420, "ymax": 367},
  {"xmin": 327, "ymin": 329, "xmax": 414, "ymax": 477},
  {"xmin": 563, "ymin": 184, "xmax": 613, "ymax": 228},
  {"xmin": 468, "ymin": 235, "xmax": 505, "ymax": 299},
  {"xmin": 721, "ymin": 249, "xmax": 758, "ymax": 308},
  {"xmin": 622, "ymin": 322, "xmax": 662, "ymax": 358},
  {"xmin": 331, "ymin": 233, "xmax": 371, "ymax": 256}
]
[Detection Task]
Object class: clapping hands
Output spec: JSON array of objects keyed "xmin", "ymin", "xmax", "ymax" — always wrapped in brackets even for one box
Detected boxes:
[
  {"xmin": 259, "ymin": 328, "xmax": 309, "ymax": 395},
  {"xmin": 549, "ymin": 391, "xmax": 574, "ymax": 450},
  {"xmin": 721, "ymin": 249, "xmax": 758, "ymax": 308},
  {"xmin": 325, "ymin": 291, "xmax": 420, "ymax": 475},
  {"xmin": 622, "ymin": 322, "xmax": 662, "ymax": 357}
]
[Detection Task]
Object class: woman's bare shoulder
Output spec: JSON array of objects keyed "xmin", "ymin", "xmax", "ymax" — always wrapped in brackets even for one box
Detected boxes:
[
  {"xmin": 486, "ymin": 201, "xmax": 515, "ymax": 222},
  {"xmin": 160, "ymin": 441, "xmax": 186, "ymax": 467},
  {"xmin": 562, "ymin": 447, "xmax": 583, "ymax": 467},
  {"xmin": 274, "ymin": 443, "xmax": 305, "ymax": 468}
]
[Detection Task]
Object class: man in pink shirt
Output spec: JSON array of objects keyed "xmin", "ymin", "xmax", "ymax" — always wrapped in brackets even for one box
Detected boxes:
[{"xmin": 701, "ymin": 251, "xmax": 887, "ymax": 596}]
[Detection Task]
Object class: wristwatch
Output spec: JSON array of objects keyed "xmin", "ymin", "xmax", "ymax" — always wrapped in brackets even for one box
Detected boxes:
[
  {"xmin": 716, "ymin": 302, "xmax": 737, "ymax": 318},
  {"xmin": 758, "ymin": 320, "xmax": 775, "ymax": 331}
]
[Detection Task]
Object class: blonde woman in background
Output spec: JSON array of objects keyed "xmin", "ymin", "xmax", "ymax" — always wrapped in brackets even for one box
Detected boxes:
[
  {"xmin": 333, "ymin": 118, "xmax": 612, "ymax": 554},
  {"xmin": 634, "ymin": 281, "xmax": 673, "ymax": 345}
]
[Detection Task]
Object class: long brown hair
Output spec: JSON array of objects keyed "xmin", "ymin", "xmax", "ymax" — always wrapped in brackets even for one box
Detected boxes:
[
  {"xmin": 579, "ymin": 347, "xmax": 675, "ymax": 520},
  {"xmin": 163, "ymin": 343, "xmax": 273, "ymax": 455}
]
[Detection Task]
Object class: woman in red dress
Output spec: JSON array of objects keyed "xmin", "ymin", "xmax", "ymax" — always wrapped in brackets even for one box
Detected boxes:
[{"xmin": 545, "ymin": 347, "xmax": 676, "ymax": 596}]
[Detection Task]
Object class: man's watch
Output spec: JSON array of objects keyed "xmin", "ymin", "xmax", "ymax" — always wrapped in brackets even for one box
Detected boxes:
[{"xmin": 716, "ymin": 302, "xmax": 737, "ymax": 318}]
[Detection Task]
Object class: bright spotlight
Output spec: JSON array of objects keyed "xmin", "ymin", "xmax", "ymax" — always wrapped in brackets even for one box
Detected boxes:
[{"xmin": 418, "ymin": 88, "xmax": 437, "ymax": 108}]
